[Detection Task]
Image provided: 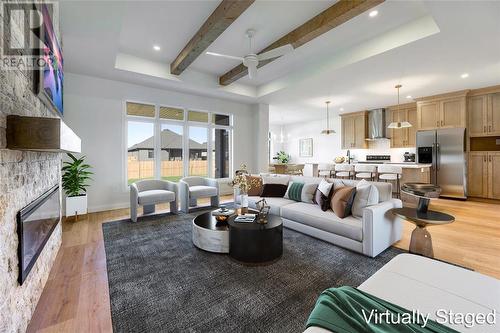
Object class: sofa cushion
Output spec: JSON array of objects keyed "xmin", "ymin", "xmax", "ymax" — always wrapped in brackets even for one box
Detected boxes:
[
  {"xmin": 248, "ymin": 196, "xmax": 296, "ymax": 215},
  {"xmin": 317, "ymin": 178, "xmax": 333, "ymax": 196},
  {"xmin": 352, "ymin": 180, "xmax": 379, "ymax": 218},
  {"xmin": 246, "ymin": 175, "xmax": 263, "ymax": 196},
  {"xmin": 189, "ymin": 185, "xmax": 217, "ymax": 198},
  {"xmin": 138, "ymin": 190, "xmax": 175, "ymax": 205},
  {"xmin": 330, "ymin": 186, "xmax": 356, "ymax": 218},
  {"xmin": 281, "ymin": 202, "xmax": 363, "ymax": 241},
  {"xmin": 260, "ymin": 184, "xmax": 287, "ymax": 197},
  {"xmin": 262, "ymin": 174, "xmax": 290, "ymax": 185},
  {"xmin": 313, "ymin": 190, "xmax": 330, "ymax": 211},
  {"xmin": 284, "ymin": 181, "xmax": 304, "ymax": 201}
]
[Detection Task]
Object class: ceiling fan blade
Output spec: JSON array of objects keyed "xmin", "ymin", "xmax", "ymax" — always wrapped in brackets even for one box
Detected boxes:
[
  {"xmin": 247, "ymin": 64, "xmax": 257, "ymax": 79},
  {"xmin": 205, "ymin": 52, "xmax": 244, "ymax": 61},
  {"xmin": 257, "ymin": 44, "xmax": 294, "ymax": 61}
]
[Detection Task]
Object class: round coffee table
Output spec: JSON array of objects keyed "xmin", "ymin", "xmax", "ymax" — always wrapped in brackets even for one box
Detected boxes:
[
  {"xmin": 228, "ymin": 213, "xmax": 283, "ymax": 264},
  {"xmin": 192, "ymin": 211, "xmax": 231, "ymax": 253}
]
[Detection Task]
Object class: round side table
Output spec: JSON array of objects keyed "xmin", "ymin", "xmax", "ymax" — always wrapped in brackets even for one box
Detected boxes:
[{"xmin": 391, "ymin": 183, "xmax": 455, "ymax": 258}]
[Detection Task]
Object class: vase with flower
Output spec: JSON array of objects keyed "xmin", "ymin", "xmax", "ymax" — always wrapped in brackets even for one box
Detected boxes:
[{"xmin": 229, "ymin": 164, "xmax": 251, "ymax": 212}]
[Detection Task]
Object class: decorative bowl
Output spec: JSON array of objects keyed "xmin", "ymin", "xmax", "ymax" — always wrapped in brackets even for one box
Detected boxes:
[{"xmin": 334, "ymin": 156, "xmax": 345, "ymax": 164}]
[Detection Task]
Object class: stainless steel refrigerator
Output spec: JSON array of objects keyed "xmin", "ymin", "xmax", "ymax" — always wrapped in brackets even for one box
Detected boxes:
[{"xmin": 416, "ymin": 128, "xmax": 467, "ymax": 199}]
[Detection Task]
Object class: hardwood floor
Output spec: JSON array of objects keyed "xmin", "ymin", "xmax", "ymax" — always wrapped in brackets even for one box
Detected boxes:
[{"xmin": 27, "ymin": 197, "xmax": 500, "ymax": 333}]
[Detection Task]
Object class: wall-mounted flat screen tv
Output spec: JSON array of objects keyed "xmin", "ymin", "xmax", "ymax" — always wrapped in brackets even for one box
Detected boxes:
[{"xmin": 35, "ymin": 4, "xmax": 63, "ymax": 116}]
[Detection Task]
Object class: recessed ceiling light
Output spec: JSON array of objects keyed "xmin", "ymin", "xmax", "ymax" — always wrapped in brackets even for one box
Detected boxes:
[
  {"xmin": 340, "ymin": 107, "xmax": 344, "ymax": 111},
  {"xmin": 153, "ymin": 45, "xmax": 161, "ymax": 51},
  {"xmin": 369, "ymin": 10, "xmax": 378, "ymax": 17},
  {"xmin": 406, "ymin": 95, "xmax": 412, "ymax": 99},
  {"xmin": 461, "ymin": 73, "xmax": 469, "ymax": 79}
]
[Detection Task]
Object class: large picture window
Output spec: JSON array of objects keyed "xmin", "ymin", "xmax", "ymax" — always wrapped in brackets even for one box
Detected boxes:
[{"xmin": 125, "ymin": 102, "xmax": 232, "ymax": 185}]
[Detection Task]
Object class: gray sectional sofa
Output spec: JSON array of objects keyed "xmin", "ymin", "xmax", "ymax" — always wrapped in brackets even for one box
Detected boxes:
[{"xmin": 242, "ymin": 175, "xmax": 403, "ymax": 257}]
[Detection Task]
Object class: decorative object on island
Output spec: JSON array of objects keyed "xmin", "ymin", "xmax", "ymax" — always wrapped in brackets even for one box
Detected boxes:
[
  {"xmin": 391, "ymin": 183, "xmax": 455, "ymax": 258},
  {"xmin": 229, "ymin": 164, "xmax": 251, "ymax": 212},
  {"xmin": 62, "ymin": 153, "xmax": 93, "ymax": 219},
  {"xmin": 299, "ymin": 138, "xmax": 313, "ymax": 157},
  {"xmin": 334, "ymin": 156, "xmax": 345, "ymax": 164},
  {"xmin": 273, "ymin": 151, "xmax": 290, "ymax": 164},
  {"xmin": 255, "ymin": 198, "xmax": 271, "ymax": 224},
  {"xmin": 388, "ymin": 85, "xmax": 412, "ymax": 129},
  {"xmin": 321, "ymin": 101, "xmax": 335, "ymax": 134},
  {"xmin": 212, "ymin": 207, "xmax": 235, "ymax": 223}
]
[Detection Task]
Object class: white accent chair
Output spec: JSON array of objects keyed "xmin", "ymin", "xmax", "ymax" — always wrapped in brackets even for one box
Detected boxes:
[
  {"xmin": 354, "ymin": 164, "xmax": 377, "ymax": 181},
  {"xmin": 318, "ymin": 163, "xmax": 335, "ymax": 178},
  {"xmin": 179, "ymin": 176, "xmax": 219, "ymax": 213},
  {"xmin": 377, "ymin": 164, "xmax": 403, "ymax": 198},
  {"xmin": 334, "ymin": 164, "xmax": 354, "ymax": 179},
  {"xmin": 130, "ymin": 179, "xmax": 178, "ymax": 222}
]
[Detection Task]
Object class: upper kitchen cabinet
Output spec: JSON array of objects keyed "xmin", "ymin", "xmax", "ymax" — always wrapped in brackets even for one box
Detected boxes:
[
  {"xmin": 340, "ymin": 111, "xmax": 367, "ymax": 149},
  {"xmin": 468, "ymin": 86, "xmax": 500, "ymax": 137},
  {"xmin": 416, "ymin": 91, "xmax": 468, "ymax": 130},
  {"xmin": 387, "ymin": 103, "xmax": 417, "ymax": 148}
]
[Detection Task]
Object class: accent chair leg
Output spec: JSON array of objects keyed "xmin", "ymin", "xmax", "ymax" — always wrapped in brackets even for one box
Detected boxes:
[
  {"xmin": 143, "ymin": 204, "xmax": 155, "ymax": 215},
  {"xmin": 131, "ymin": 203, "xmax": 138, "ymax": 222},
  {"xmin": 170, "ymin": 200, "xmax": 178, "ymax": 214},
  {"xmin": 211, "ymin": 195, "xmax": 219, "ymax": 207}
]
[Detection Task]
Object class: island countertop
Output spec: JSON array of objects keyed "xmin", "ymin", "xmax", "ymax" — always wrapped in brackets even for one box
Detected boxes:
[{"xmin": 351, "ymin": 162, "xmax": 432, "ymax": 169}]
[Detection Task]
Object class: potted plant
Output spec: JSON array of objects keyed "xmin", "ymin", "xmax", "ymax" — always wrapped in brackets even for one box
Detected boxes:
[
  {"xmin": 62, "ymin": 153, "xmax": 93, "ymax": 218},
  {"xmin": 273, "ymin": 151, "xmax": 290, "ymax": 164}
]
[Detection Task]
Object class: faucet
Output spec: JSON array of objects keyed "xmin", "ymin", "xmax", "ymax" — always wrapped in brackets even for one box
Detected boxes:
[{"xmin": 347, "ymin": 149, "xmax": 351, "ymax": 164}]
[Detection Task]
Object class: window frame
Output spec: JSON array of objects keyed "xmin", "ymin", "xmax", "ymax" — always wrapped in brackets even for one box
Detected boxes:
[{"xmin": 124, "ymin": 101, "xmax": 233, "ymax": 188}]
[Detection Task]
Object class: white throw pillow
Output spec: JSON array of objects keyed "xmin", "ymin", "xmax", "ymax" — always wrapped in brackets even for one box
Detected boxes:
[
  {"xmin": 301, "ymin": 183, "xmax": 318, "ymax": 203},
  {"xmin": 261, "ymin": 174, "xmax": 290, "ymax": 185},
  {"xmin": 317, "ymin": 179, "xmax": 333, "ymax": 197},
  {"xmin": 351, "ymin": 179, "xmax": 379, "ymax": 218}
]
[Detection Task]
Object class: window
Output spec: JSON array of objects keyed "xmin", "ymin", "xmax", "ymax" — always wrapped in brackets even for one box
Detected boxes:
[
  {"xmin": 189, "ymin": 126, "xmax": 208, "ymax": 176},
  {"xmin": 161, "ymin": 123, "xmax": 183, "ymax": 182},
  {"xmin": 212, "ymin": 128, "xmax": 230, "ymax": 178},
  {"xmin": 127, "ymin": 119, "xmax": 155, "ymax": 184},
  {"xmin": 125, "ymin": 102, "xmax": 232, "ymax": 186}
]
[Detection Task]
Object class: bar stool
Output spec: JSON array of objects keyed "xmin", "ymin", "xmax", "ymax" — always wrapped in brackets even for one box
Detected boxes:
[
  {"xmin": 318, "ymin": 163, "xmax": 335, "ymax": 178},
  {"xmin": 334, "ymin": 164, "xmax": 354, "ymax": 179},
  {"xmin": 354, "ymin": 164, "xmax": 377, "ymax": 181},
  {"xmin": 377, "ymin": 164, "xmax": 403, "ymax": 198}
]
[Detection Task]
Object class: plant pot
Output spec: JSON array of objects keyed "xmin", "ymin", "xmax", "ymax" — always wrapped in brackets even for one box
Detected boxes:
[{"xmin": 66, "ymin": 194, "xmax": 88, "ymax": 217}]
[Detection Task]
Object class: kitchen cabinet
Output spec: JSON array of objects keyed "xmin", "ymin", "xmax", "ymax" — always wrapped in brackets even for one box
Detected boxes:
[
  {"xmin": 388, "ymin": 103, "xmax": 417, "ymax": 148},
  {"xmin": 468, "ymin": 152, "xmax": 488, "ymax": 197},
  {"xmin": 416, "ymin": 93, "xmax": 467, "ymax": 130},
  {"xmin": 468, "ymin": 92, "xmax": 500, "ymax": 137},
  {"xmin": 468, "ymin": 95, "xmax": 488, "ymax": 136},
  {"xmin": 467, "ymin": 151, "xmax": 500, "ymax": 199},
  {"xmin": 341, "ymin": 112, "xmax": 367, "ymax": 149}
]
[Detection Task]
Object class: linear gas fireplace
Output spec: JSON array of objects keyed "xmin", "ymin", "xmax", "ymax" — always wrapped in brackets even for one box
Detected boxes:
[{"xmin": 17, "ymin": 184, "xmax": 60, "ymax": 284}]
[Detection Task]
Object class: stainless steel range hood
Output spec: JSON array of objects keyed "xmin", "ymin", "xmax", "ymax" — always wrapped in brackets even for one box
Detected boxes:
[
  {"xmin": 7, "ymin": 115, "xmax": 81, "ymax": 153},
  {"xmin": 367, "ymin": 108, "xmax": 389, "ymax": 140}
]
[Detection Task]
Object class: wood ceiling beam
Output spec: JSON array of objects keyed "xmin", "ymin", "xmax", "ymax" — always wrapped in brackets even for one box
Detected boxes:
[
  {"xmin": 170, "ymin": 0, "xmax": 255, "ymax": 76},
  {"xmin": 219, "ymin": 0, "xmax": 384, "ymax": 86}
]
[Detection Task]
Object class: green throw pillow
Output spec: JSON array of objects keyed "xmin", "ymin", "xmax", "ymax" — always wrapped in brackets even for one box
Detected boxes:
[{"xmin": 286, "ymin": 182, "xmax": 304, "ymax": 202}]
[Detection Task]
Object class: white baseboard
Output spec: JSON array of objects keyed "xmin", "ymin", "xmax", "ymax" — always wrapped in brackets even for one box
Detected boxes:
[{"xmin": 86, "ymin": 202, "xmax": 129, "ymax": 214}]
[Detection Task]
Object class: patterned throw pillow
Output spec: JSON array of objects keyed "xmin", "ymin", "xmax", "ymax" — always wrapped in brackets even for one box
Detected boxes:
[
  {"xmin": 284, "ymin": 181, "xmax": 305, "ymax": 202},
  {"xmin": 246, "ymin": 175, "xmax": 263, "ymax": 196}
]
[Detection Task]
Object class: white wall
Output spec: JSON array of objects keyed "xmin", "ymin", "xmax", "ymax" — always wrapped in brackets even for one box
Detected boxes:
[
  {"xmin": 64, "ymin": 73, "xmax": 266, "ymax": 212},
  {"xmin": 281, "ymin": 116, "xmax": 415, "ymax": 164}
]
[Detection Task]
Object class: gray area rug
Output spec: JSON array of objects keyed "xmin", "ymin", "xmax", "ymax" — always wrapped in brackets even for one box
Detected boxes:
[{"xmin": 102, "ymin": 210, "xmax": 403, "ymax": 333}]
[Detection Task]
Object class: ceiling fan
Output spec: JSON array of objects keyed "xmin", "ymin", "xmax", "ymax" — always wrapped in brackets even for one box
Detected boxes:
[{"xmin": 206, "ymin": 29, "xmax": 294, "ymax": 79}]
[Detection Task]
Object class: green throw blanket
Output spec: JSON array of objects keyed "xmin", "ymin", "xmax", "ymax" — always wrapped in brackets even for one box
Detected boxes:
[{"xmin": 306, "ymin": 286, "xmax": 459, "ymax": 333}]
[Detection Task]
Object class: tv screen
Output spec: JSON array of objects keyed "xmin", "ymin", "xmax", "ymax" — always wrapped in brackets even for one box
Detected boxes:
[{"xmin": 36, "ymin": 4, "xmax": 63, "ymax": 116}]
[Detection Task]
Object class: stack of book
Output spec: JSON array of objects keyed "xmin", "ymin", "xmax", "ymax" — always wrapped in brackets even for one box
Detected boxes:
[{"xmin": 234, "ymin": 214, "xmax": 257, "ymax": 223}]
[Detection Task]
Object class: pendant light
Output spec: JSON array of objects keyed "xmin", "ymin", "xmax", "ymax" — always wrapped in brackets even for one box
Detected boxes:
[
  {"xmin": 388, "ymin": 84, "xmax": 412, "ymax": 129},
  {"xmin": 321, "ymin": 101, "xmax": 335, "ymax": 134}
]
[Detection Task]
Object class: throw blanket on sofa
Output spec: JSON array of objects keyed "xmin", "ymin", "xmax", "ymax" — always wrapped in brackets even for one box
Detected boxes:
[{"xmin": 306, "ymin": 286, "xmax": 458, "ymax": 333}]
